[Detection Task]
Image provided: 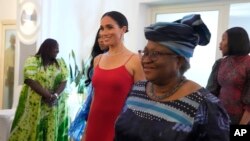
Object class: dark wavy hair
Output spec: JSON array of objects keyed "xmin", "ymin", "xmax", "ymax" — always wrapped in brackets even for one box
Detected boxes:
[
  {"xmin": 85, "ymin": 29, "xmax": 107, "ymax": 86},
  {"xmin": 101, "ymin": 11, "xmax": 129, "ymax": 33},
  {"xmin": 226, "ymin": 27, "xmax": 250, "ymax": 56},
  {"xmin": 36, "ymin": 38, "xmax": 59, "ymax": 67}
]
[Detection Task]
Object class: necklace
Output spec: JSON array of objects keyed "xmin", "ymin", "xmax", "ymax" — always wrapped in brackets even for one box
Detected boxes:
[
  {"xmin": 148, "ymin": 77, "xmax": 187, "ymax": 101},
  {"xmin": 106, "ymin": 48, "xmax": 126, "ymax": 56}
]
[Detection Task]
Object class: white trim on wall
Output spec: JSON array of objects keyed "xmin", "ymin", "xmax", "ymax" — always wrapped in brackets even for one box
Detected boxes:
[
  {"xmin": 148, "ymin": 0, "xmax": 250, "ymax": 59},
  {"xmin": 150, "ymin": 2, "xmax": 230, "ymax": 60},
  {"xmin": 0, "ymin": 20, "xmax": 16, "ymax": 109}
]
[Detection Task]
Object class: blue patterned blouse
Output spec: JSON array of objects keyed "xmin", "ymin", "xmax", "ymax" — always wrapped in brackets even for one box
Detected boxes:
[{"xmin": 115, "ymin": 81, "xmax": 230, "ymax": 141}]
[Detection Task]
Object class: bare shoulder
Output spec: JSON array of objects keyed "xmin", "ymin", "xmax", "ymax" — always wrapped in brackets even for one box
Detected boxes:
[
  {"xmin": 130, "ymin": 53, "xmax": 141, "ymax": 63},
  {"xmin": 126, "ymin": 52, "xmax": 145, "ymax": 82},
  {"xmin": 125, "ymin": 52, "xmax": 141, "ymax": 67},
  {"xmin": 93, "ymin": 54, "xmax": 102, "ymax": 68},
  {"xmin": 183, "ymin": 80, "xmax": 202, "ymax": 93},
  {"xmin": 167, "ymin": 79, "xmax": 202, "ymax": 101}
]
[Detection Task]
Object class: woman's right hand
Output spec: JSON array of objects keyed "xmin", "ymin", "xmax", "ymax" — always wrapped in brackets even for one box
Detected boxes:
[{"xmin": 42, "ymin": 94, "xmax": 58, "ymax": 107}]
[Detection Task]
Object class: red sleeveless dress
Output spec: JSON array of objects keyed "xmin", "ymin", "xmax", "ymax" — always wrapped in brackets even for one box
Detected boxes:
[{"xmin": 84, "ymin": 55, "xmax": 134, "ymax": 141}]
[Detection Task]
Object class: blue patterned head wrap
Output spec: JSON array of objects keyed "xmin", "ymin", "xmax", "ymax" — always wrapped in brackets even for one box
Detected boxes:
[{"xmin": 144, "ymin": 14, "xmax": 211, "ymax": 59}]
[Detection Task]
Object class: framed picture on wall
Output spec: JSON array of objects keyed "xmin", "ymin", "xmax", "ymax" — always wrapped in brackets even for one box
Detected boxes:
[{"xmin": 0, "ymin": 20, "xmax": 16, "ymax": 109}]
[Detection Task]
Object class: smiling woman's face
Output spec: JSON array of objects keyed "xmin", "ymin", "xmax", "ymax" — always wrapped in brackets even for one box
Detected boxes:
[
  {"xmin": 141, "ymin": 40, "xmax": 180, "ymax": 84},
  {"xmin": 99, "ymin": 16, "xmax": 126, "ymax": 47}
]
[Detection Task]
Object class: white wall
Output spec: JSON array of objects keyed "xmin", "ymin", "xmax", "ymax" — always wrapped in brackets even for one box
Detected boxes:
[
  {"xmin": 229, "ymin": 3, "xmax": 250, "ymax": 33},
  {"xmin": 11, "ymin": 0, "xmax": 154, "ymax": 109},
  {"xmin": 0, "ymin": 0, "xmax": 17, "ymax": 20},
  {"xmin": 38, "ymin": 0, "xmax": 155, "ymax": 119},
  {"xmin": 40, "ymin": 0, "xmax": 155, "ymax": 64},
  {"xmin": 38, "ymin": 0, "xmax": 234, "ymax": 65}
]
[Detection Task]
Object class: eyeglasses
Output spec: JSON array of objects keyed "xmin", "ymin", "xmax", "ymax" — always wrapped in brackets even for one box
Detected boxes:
[{"xmin": 138, "ymin": 50, "xmax": 176, "ymax": 61}]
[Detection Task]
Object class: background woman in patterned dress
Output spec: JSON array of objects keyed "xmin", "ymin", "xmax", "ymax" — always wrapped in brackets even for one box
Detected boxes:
[
  {"xmin": 9, "ymin": 38, "xmax": 69, "ymax": 141},
  {"xmin": 207, "ymin": 27, "xmax": 250, "ymax": 125}
]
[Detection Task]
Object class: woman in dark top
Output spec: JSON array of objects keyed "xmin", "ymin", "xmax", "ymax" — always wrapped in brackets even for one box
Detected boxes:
[{"xmin": 206, "ymin": 27, "xmax": 250, "ymax": 125}]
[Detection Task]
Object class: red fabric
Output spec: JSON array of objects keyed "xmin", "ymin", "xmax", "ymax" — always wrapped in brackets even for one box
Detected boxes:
[
  {"xmin": 244, "ymin": 106, "xmax": 250, "ymax": 112},
  {"xmin": 84, "ymin": 65, "xmax": 133, "ymax": 141}
]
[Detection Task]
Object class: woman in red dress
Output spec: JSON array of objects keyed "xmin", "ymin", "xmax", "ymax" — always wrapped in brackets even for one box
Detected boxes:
[{"xmin": 82, "ymin": 11, "xmax": 145, "ymax": 141}]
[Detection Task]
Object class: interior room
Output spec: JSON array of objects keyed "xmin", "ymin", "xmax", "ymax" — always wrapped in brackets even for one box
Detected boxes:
[{"xmin": 1, "ymin": 0, "xmax": 250, "ymax": 140}]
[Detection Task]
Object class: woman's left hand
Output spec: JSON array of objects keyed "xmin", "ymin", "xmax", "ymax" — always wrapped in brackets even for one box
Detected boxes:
[{"xmin": 239, "ymin": 110, "xmax": 250, "ymax": 124}]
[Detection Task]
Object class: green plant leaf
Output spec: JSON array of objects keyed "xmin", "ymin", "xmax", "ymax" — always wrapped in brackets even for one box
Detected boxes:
[
  {"xmin": 68, "ymin": 49, "xmax": 86, "ymax": 94},
  {"xmin": 69, "ymin": 64, "xmax": 73, "ymax": 83},
  {"xmin": 71, "ymin": 50, "xmax": 75, "ymax": 59},
  {"xmin": 74, "ymin": 71, "xmax": 82, "ymax": 86},
  {"xmin": 81, "ymin": 59, "xmax": 85, "ymax": 75}
]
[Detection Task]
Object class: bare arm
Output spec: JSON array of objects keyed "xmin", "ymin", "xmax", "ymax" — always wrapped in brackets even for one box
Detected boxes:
[
  {"xmin": 239, "ymin": 110, "xmax": 250, "ymax": 124},
  {"xmin": 24, "ymin": 78, "xmax": 57, "ymax": 105},
  {"xmin": 24, "ymin": 78, "xmax": 51, "ymax": 99},
  {"xmin": 131, "ymin": 54, "xmax": 145, "ymax": 82},
  {"xmin": 93, "ymin": 55, "xmax": 102, "ymax": 68}
]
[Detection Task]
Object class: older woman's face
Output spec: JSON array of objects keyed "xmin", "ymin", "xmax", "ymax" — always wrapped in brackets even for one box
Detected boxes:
[
  {"xmin": 141, "ymin": 40, "xmax": 179, "ymax": 84},
  {"xmin": 219, "ymin": 32, "xmax": 229, "ymax": 56}
]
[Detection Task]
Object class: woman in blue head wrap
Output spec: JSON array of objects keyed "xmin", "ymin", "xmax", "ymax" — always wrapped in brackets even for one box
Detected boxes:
[{"xmin": 114, "ymin": 14, "xmax": 230, "ymax": 141}]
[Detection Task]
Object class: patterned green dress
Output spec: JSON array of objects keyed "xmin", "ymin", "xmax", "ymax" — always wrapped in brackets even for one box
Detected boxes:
[{"xmin": 9, "ymin": 56, "xmax": 69, "ymax": 141}]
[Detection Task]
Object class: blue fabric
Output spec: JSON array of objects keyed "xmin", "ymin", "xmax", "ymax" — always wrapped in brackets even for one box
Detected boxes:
[
  {"xmin": 115, "ymin": 81, "xmax": 230, "ymax": 141},
  {"xmin": 68, "ymin": 84, "xmax": 93, "ymax": 141},
  {"xmin": 144, "ymin": 14, "xmax": 211, "ymax": 58}
]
